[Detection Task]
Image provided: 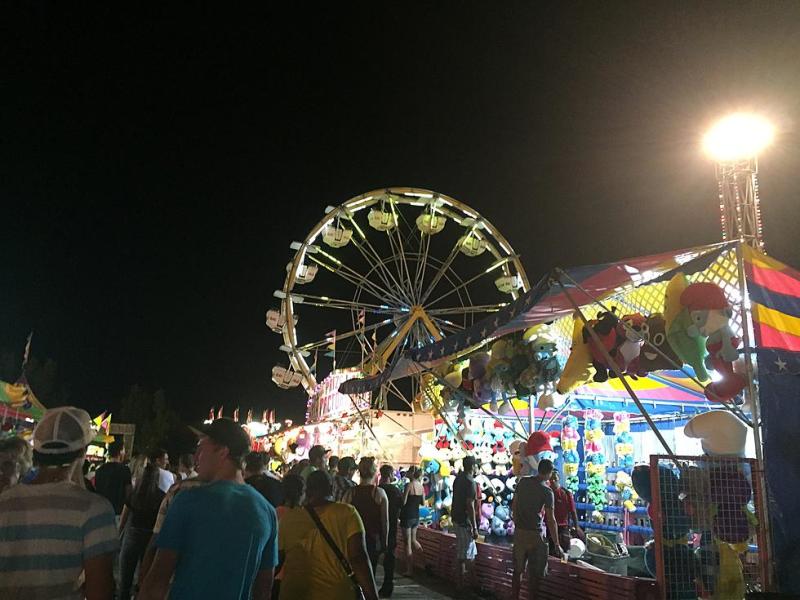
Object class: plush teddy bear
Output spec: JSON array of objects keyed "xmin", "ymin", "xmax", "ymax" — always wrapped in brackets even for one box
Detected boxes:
[
  {"xmin": 583, "ymin": 309, "xmax": 624, "ymax": 382},
  {"xmin": 638, "ymin": 313, "xmax": 682, "ymax": 373}
]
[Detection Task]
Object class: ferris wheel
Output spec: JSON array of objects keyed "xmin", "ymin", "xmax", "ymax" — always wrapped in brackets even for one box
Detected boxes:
[{"xmin": 269, "ymin": 187, "xmax": 529, "ymax": 408}]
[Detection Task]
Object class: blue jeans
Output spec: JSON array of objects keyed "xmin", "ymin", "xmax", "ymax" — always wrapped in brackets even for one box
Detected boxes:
[{"xmin": 118, "ymin": 526, "xmax": 153, "ymax": 600}]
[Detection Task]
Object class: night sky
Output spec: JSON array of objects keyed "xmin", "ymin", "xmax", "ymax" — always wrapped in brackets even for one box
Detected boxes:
[{"xmin": 3, "ymin": 3, "xmax": 800, "ymax": 425}]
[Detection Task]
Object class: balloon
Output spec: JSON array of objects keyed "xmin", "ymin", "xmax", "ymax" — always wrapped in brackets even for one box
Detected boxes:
[{"xmin": 568, "ymin": 538, "xmax": 586, "ymax": 559}]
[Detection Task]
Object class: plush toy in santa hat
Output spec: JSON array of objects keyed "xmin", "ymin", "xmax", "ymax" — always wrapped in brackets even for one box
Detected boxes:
[
  {"xmin": 521, "ymin": 431, "xmax": 557, "ymax": 475},
  {"xmin": 680, "ymin": 282, "xmax": 746, "ymax": 402}
]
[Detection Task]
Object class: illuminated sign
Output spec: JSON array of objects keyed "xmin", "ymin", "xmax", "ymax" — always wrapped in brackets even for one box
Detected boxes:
[{"xmin": 308, "ymin": 368, "xmax": 370, "ymax": 423}]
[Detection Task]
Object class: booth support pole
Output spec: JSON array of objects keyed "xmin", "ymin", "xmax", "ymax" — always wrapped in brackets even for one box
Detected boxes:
[
  {"xmin": 735, "ymin": 242, "xmax": 774, "ymax": 589},
  {"xmin": 554, "ymin": 272, "xmax": 676, "ymax": 459}
]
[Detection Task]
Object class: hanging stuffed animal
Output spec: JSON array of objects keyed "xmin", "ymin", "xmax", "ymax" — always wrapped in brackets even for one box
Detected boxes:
[
  {"xmin": 522, "ymin": 431, "xmax": 556, "ymax": 475},
  {"xmin": 583, "ymin": 309, "xmax": 624, "ymax": 382},
  {"xmin": 664, "ymin": 274, "xmax": 711, "ymax": 381},
  {"xmin": 557, "ymin": 313, "xmax": 596, "ymax": 393},
  {"xmin": 639, "ymin": 313, "xmax": 682, "ymax": 373},
  {"xmin": 680, "ymin": 282, "xmax": 746, "ymax": 402},
  {"xmin": 583, "ymin": 409, "xmax": 607, "ymax": 514},
  {"xmin": 613, "ymin": 412, "xmax": 635, "ymax": 471},
  {"xmin": 561, "ymin": 415, "xmax": 581, "ymax": 493},
  {"xmin": 527, "ymin": 335, "xmax": 562, "ymax": 392},
  {"xmin": 616, "ymin": 313, "xmax": 648, "ymax": 377}
]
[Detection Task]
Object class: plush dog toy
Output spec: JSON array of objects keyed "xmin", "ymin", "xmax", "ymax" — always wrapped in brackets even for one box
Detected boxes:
[
  {"xmin": 638, "ymin": 313, "xmax": 682, "ymax": 373},
  {"xmin": 680, "ymin": 282, "xmax": 746, "ymax": 402},
  {"xmin": 664, "ymin": 274, "xmax": 711, "ymax": 381}
]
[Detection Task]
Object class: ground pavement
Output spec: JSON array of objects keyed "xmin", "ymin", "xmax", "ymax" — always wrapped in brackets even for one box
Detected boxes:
[{"xmin": 376, "ymin": 565, "xmax": 483, "ymax": 600}]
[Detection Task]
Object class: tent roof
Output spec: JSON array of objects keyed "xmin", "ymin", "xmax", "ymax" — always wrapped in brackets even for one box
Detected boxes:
[{"xmin": 339, "ymin": 241, "xmax": 733, "ymax": 395}]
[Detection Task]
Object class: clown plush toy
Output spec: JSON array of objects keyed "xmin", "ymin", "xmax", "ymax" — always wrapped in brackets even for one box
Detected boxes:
[{"xmin": 680, "ymin": 282, "xmax": 746, "ymax": 402}]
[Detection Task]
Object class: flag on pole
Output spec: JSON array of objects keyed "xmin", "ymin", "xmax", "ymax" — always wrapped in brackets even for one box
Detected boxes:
[
  {"xmin": 246, "ymin": 409, "xmax": 252, "ymax": 424},
  {"xmin": 92, "ymin": 412, "xmax": 106, "ymax": 430},
  {"xmin": 100, "ymin": 413, "xmax": 112, "ymax": 434},
  {"xmin": 262, "ymin": 409, "xmax": 268, "ymax": 423},
  {"xmin": 217, "ymin": 406, "xmax": 224, "ymax": 419},
  {"xmin": 270, "ymin": 410, "xmax": 275, "ymax": 424},
  {"xmin": 209, "ymin": 408, "xmax": 215, "ymax": 421},
  {"xmin": 233, "ymin": 407, "xmax": 240, "ymax": 422}
]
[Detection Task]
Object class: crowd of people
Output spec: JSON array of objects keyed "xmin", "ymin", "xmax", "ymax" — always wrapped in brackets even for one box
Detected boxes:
[{"xmin": 0, "ymin": 406, "xmax": 573, "ymax": 600}]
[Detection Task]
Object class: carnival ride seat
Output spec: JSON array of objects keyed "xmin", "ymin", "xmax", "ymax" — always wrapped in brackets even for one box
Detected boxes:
[{"xmin": 271, "ymin": 366, "xmax": 304, "ymax": 389}]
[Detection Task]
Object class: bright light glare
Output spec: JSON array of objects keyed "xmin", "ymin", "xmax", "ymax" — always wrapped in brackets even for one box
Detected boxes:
[{"xmin": 703, "ymin": 113, "xmax": 774, "ymax": 161}]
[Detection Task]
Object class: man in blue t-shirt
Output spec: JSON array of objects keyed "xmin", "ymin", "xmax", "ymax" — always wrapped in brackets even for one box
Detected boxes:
[{"xmin": 139, "ymin": 418, "xmax": 277, "ymax": 600}]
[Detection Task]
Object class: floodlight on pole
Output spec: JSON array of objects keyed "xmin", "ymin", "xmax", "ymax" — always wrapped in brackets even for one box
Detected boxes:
[{"xmin": 703, "ymin": 113, "xmax": 774, "ymax": 250}]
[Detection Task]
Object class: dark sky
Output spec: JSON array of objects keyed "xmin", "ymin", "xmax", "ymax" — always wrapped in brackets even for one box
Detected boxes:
[{"xmin": 3, "ymin": 3, "xmax": 800, "ymax": 424}]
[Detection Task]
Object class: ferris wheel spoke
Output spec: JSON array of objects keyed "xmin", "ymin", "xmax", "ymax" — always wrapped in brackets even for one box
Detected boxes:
[
  {"xmin": 386, "ymin": 381, "xmax": 414, "ymax": 410},
  {"xmin": 345, "ymin": 211, "xmax": 412, "ymax": 302},
  {"xmin": 425, "ymin": 256, "xmax": 516, "ymax": 309},
  {"xmin": 386, "ymin": 209, "xmax": 415, "ymax": 300},
  {"xmin": 307, "ymin": 253, "xmax": 406, "ymax": 307},
  {"xmin": 349, "ymin": 236, "xmax": 410, "ymax": 304},
  {"xmin": 430, "ymin": 316, "xmax": 465, "ymax": 332},
  {"xmin": 295, "ymin": 293, "xmax": 399, "ymax": 313},
  {"xmin": 412, "ymin": 231, "xmax": 432, "ymax": 300},
  {"xmin": 427, "ymin": 303, "xmax": 508, "ymax": 316},
  {"xmin": 418, "ymin": 235, "xmax": 466, "ymax": 305},
  {"xmin": 295, "ymin": 319, "xmax": 394, "ymax": 352}
]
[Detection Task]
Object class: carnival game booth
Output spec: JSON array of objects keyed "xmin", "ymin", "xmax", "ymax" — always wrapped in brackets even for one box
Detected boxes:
[{"xmin": 342, "ymin": 241, "xmax": 799, "ymax": 598}]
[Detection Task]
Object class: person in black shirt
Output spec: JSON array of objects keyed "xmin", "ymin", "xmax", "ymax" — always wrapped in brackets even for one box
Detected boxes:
[
  {"xmin": 451, "ymin": 456, "xmax": 479, "ymax": 593},
  {"xmin": 244, "ymin": 452, "xmax": 284, "ymax": 508},
  {"xmin": 378, "ymin": 464, "xmax": 403, "ymax": 598},
  {"xmin": 94, "ymin": 441, "xmax": 131, "ymax": 518},
  {"xmin": 118, "ymin": 461, "xmax": 165, "ymax": 600}
]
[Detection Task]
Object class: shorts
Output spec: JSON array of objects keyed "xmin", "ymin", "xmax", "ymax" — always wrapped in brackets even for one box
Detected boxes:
[
  {"xmin": 454, "ymin": 524, "xmax": 477, "ymax": 561},
  {"xmin": 513, "ymin": 529, "xmax": 548, "ymax": 579}
]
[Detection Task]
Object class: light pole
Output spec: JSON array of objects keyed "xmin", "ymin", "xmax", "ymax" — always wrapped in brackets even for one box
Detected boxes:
[{"xmin": 703, "ymin": 113, "xmax": 774, "ymax": 249}]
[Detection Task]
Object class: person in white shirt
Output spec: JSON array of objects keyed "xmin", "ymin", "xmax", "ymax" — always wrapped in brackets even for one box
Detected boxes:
[
  {"xmin": 177, "ymin": 454, "xmax": 197, "ymax": 480},
  {"xmin": 148, "ymin": 448, "xmax": 175, "ymax": 493}
]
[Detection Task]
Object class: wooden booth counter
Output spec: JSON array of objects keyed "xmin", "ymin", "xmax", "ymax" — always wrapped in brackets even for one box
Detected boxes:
[{"xmin": 398, "ymin": 527, "xmax": 658, "ymax": 600}]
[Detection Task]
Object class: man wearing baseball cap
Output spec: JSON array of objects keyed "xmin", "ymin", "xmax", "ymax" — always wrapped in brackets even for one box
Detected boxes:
[
  {"xmin": 0, "ymin": 407, "xmax": 118, "ymax": 600},
  {"xmin": 139, "ymin": 418, "xmax": 277, "ymax": 600}
]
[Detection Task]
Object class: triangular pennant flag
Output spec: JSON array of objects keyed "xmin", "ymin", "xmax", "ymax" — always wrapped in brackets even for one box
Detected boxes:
[{"xmin": 217, "ymin": 406, "xmax": 224, "ymax": 419}]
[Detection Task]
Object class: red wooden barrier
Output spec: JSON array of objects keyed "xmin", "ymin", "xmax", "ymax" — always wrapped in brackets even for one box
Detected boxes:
[{"xmin": 397, "ymin": 527, "xmax": 659, "ymax": 600}]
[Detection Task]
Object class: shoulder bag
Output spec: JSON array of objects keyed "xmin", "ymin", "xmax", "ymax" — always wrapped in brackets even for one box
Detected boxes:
[{"xmin": 305, "ymin": 505, "xmax": 366, "ymax": 600}]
